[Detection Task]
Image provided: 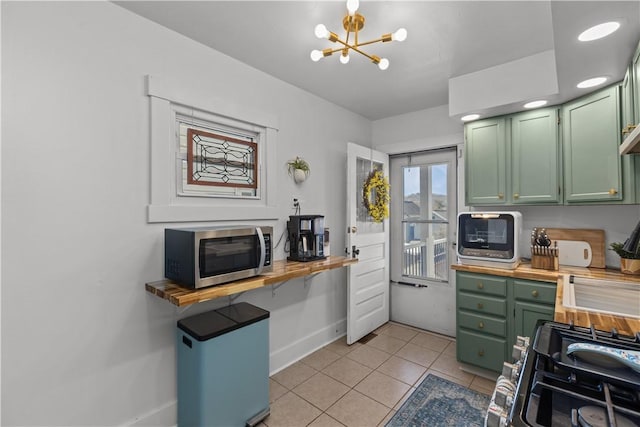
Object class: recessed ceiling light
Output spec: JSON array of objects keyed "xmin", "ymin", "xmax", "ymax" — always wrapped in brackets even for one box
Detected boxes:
[
  {"xmin": 461, "ymin": 114, "xmax": 480, "ymax": 122},
  {"xmin": 524, "ymin": 100, "xmax": 548, "ymax": 109},
  {"xmin": 578, "ymin": 22, "xmax": 621, "ymax": 42},
  {"xmin": 577, "ymin": 77, "xmax": 608, "ymax": 89}
]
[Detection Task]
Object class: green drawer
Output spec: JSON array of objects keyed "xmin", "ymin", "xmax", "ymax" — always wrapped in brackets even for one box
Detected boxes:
[
  {"xmin": 457, "ymin": 292, "xmax": 507, "ymax": 317},
  {"xmin": 459, "ymin": 311, "xmax": 507, "ymax": 337},
  {"xmin": 513, "ymin": 280, "xmax": 557, "ymax": 305},
  {"xmin": 457, "ymin": 329, "xmax": 507, "ymax": 373},
  {"xmin": 457, "ymin": 272, "xmax": 507, "ymax": 297}
]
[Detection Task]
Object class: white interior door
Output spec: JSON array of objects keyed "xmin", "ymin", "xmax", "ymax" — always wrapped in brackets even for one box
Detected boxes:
[
  {"xmin": 389, "ymin": 149, "xmax": 457, "ymax": 337},
  {"xmin": 346, "ymin": 143, "xmax": 390, "ymax": 345}
]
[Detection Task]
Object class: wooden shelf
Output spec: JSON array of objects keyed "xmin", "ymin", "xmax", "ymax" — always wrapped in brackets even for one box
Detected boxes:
[{"xmin": 146, "ymin": 256, "xmax": 357, "ymax": 307}]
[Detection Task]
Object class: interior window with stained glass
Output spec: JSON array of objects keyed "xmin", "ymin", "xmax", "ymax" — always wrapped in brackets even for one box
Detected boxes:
[{"xmin": 177, "ymin": 117, "xmax": 260, "ymax": 198}]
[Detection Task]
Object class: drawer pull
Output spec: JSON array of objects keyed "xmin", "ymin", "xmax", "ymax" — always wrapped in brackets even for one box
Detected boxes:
[
  {"xmin": 477, "ymin": 303, "xmax": 484, "ymax": 309},
  {"xmin": 478, "ymin": 349, "xmax": 485, "ymax": 357},
  {"xmin": 532, "ymin": 290, "xmax": 539, "ymax": 298},
  {"xmin": 478, "ymin": 321, "xmax": 484, "ymax": 329},
  {"xmin": 477, "ymin": 282, "xmax": 484, "ymax": 290}
]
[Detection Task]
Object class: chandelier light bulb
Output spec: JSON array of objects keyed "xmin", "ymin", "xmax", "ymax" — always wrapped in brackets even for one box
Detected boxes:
[
  {"xmin": 378, "ymin": 58, "xmax": 390, "ymax": 70},
  {"xmin": 315, "ymin": 24, "xmax": 329, "ymax": 39},
  {"xmin": 310, "ymin": 50, "xmax": 324, "ymax": 62},
  {"xmin": 340, "ymin": 53, "xmax": 350, "ymax": 64},
  {"xmin": 392, "ymin": 28, "xmax": 408, "ymax": 42},
  {"xmin": 346, "ymin": 0, "xmax": 359, "ymax": 15}
]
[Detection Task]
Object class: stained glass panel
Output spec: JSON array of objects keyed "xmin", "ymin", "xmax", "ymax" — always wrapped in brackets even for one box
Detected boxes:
[{"xmin": 187, "ymin": 128, "xmax": 257, "ymax": 189}]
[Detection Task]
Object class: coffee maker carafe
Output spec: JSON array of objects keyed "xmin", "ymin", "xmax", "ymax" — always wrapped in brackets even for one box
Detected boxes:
[{"xmin": 287, "ymin": 215, "xmax": 326, "ymax": 262}]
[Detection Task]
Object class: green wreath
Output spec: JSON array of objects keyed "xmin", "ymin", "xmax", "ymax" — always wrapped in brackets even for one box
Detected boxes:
[{"xmin": 363, "ymin": 170, "xmax": 390, "ymax": 223}]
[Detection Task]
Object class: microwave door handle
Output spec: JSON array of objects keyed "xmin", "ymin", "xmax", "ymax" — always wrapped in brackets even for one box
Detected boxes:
[{"xmin": 256, "ymin": 226, "xmax": 266, "ymax": 275}]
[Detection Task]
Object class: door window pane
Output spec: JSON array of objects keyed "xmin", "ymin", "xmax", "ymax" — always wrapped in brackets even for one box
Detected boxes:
[
  {"xmin": 402, "ymin": 163, "xmax": 449, "ymax": 281},
  {"xmin": 357, "ymin": 157, "xmax": 384, "ymax": 234}
]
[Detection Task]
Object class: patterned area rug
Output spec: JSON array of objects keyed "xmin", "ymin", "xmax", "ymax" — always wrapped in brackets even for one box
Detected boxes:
[{"xmin": 386, "ymin": 374, "xmax": 491, "ymax": 427}]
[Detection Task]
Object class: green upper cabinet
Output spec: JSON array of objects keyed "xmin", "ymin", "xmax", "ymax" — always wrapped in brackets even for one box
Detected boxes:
[
  {"xmin": 464, "ymin": 109, "xmax": 560, "ymax": 206},
  {"xmin": 465, "ymin": 118, "xmax": 507, "ymax": 205},
  {"xmin": 511, "ymin": 108, "xmax": 561, "ymax": 204},
  {"xmin": 562, "ymin": 85, "xmax": 623, "ymax": 203}
]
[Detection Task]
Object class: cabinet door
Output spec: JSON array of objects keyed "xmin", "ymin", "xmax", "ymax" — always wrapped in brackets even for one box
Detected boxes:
[
  {"xmin": 457, "ymin": 329, "xmax": 507, "ymax": 372},
  {"xmin": 622, "ymin": 66, "xmax": 635, "ymax": 134},
  {"xmin": 513, "ymin": 301, "xmax": 554, "ymax": 339},
  {"xmin": 563, "ymin": 85, "xmax": 622, "ymax": 202},
  {"xmin": 465, "ymin": 118, "xmax": 507, "ymax": 205},
  {"xmin": 511, "ymin": 108, "xmax": 561, "ymax": 204}
]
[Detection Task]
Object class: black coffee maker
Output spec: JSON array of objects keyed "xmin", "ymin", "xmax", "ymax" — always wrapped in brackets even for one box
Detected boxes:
[{"xmin": 287, "ymin": 215, "xmax": 326, "ymax": 262}]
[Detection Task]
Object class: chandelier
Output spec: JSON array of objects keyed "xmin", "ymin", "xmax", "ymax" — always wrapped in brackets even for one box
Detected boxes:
[{"xmin": 310, "ymin": 0, "xmax": 407, "ymax": 70}]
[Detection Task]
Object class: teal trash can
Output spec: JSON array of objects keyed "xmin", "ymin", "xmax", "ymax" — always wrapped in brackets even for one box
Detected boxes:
[{"xmin": 177, "ymin": 302, "xmax": 270, "ymax": 427}]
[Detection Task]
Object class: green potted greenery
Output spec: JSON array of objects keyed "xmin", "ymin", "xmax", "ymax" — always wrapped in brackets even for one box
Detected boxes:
[
  {"xmin": 287, "ymin": 157, "xmax": 310, "ymax": 183},
  {"xmin": 609, "ymin": 242, "xmax": 640, "ymax": 275}
]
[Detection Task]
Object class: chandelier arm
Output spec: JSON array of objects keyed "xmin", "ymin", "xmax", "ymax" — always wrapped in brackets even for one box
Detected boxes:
[
  {"xmin": 325, "ymin": 47, "xmax": 346, "ymax": 55},
  {"xmin": 326, "ymin": 38, "xmax": 378, "ymax": 61},
  {"xmin": 354, "ymin": 37, "xmax": 387, "ymax": 48},
  {"xmin": 345, "ymin": 44, "xmax": 378, "ymax": 62}
]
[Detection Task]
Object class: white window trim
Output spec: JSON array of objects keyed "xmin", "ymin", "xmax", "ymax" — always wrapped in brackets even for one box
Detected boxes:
[{"xmin": 146, "ymin": 75, "xmax": 279, "ymax": 223}]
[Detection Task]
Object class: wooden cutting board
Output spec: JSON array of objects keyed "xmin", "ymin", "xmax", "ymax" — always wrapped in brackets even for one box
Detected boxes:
[{"xmin": 534, "ymin": 228, "xmax": 606, "ymax": 268}]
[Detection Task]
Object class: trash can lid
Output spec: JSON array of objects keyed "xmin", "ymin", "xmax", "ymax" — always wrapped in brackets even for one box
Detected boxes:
[
  {"xmin": 216, "ymin": 302, "xmax": 270, "ymax": 326},
  {"xmin": 177, "ymin": 302, "xmax": 269, "ymax": 341},
  {"xmin": 177, "ymin": 310, "xmax": 238, "ymax": 341}
]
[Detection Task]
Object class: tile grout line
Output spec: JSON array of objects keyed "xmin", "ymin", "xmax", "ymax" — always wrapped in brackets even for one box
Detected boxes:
[{"xmin": 265, "ymin": 323, "xmax": 490, "ymax": 427}]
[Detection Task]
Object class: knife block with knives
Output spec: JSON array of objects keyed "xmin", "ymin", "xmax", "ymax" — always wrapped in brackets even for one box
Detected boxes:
[{"xmin": 531, "ymin": 228, "xmax": 559, "ymax": 270}]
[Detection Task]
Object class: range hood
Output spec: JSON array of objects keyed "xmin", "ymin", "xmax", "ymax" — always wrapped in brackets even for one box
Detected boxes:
[{"xmin": 620, "ymin": 125, "xmax": 640, "ymax": 154}]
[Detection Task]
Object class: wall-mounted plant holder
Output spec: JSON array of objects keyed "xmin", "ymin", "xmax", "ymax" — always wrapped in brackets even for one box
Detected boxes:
[{"xmin": 287, "ymin": 157, "xmax": 310, "ymax": 184}]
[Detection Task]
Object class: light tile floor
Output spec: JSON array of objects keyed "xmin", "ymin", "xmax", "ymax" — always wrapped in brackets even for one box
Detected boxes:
[{"xmin": 260, "ymin": 322, "xmax": 495, "ymax": 427}]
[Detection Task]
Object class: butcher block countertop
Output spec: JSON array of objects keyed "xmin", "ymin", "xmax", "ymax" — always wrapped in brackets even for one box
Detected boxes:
[
  {"xmin": 452, "ymin": 262, "xmax": 640, "ymax": 336},
  {"xmin": 146, "ymin": 256, "xmax": 357, "ymax": 307}
]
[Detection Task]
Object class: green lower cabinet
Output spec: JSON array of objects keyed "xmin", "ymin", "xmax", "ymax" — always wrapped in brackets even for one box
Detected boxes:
[
  {"xmin": 456, "ymin": 272, "xmax": 557, "ymax": 374},
  {"xmin": 456, "ymin": 329, "xmax": 507, "ymax": 372},
  {"xmin": 513, "ymin": 301, "xmax": 555, "ymax": 339}
]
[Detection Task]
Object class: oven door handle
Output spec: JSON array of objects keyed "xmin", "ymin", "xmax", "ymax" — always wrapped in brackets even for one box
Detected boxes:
[{"xmin": 256, "ymin": 226, "xmax": 266, "ymax": 276}]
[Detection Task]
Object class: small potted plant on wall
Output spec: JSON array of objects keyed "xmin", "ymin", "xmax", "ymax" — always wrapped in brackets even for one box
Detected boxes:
[
  {"xmin": 610, "ymin": 220, "xmax": 640, "ymax": 275},
  {"xmin": 287, "ymin": 157, "xmax": 310, "ymax": 184}
]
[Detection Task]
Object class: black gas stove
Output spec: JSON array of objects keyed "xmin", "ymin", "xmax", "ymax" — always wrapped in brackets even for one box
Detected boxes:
[{"xmin": 486, "ymin": 321, "xmax": 640, "ymax": 427}]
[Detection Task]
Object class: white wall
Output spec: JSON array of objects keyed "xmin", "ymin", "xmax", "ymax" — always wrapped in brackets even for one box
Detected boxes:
[
  {"xmin": 1, "ymin": 2, "xmax": 371, "ymax": 426},
  {"xmin": 371, "ymin": 105, "xmax": 640, "ymax": 269}
]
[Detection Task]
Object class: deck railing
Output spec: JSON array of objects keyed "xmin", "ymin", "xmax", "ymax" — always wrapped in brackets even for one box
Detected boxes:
[{"xmin": 402, "ymin": 238, "xmax": 448, "ymax": 280}]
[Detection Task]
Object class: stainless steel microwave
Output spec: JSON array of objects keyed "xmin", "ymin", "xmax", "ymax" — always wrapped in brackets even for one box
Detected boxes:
[
  {"xmin": 456, "ymin": 211, "xmax": 522, "ymax": 269},
  {"xmin": 165, "ymin": 226, "xmax": 273, "ymax": 289}
]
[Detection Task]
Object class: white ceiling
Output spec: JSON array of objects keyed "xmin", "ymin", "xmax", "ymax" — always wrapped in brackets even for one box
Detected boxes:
[{"xmin": 115, "ymin": 1, "xmax": 640, "ymax": 121}]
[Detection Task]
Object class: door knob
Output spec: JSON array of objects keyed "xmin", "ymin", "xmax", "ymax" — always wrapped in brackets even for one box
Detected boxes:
[
  {"xmin": 513, "ymin": 193, "xmax": 519, "ymax": 199},
  {"xmin": 477, "ymin": 282, "xmax": 484, "ymax": 289},
  {"xmin": 478, "ymin": 349, "xmax": 485, "ymax": 357},
  {"xmin": 478, "ymin": 321, "xmax": 485, "ymax": 329},
  {"xmin": 609, "ymin": 188, "xmax": 618, "ymax": 195},
  {"xmin": 532, "ymin": 290, "xmax": 539, "ymax": 298},
  {"xmin": 498, "ymin": 193, "xmax": 504, "ymax": 199}
]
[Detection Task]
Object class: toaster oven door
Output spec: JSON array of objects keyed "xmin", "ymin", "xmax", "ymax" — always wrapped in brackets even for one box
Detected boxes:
[{"xmin": 457, "ymin": 213, "xmax": 516, "ymax": 258}]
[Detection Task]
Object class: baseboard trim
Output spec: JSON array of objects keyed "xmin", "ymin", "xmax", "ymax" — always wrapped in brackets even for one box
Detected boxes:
[
  {"xmin": 121, "ymin": 400, "xmax": 176, "ymax": 427},
  {"xmin": 269, "ymin": 317, "xmax": 347, "ymax": 375}
]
